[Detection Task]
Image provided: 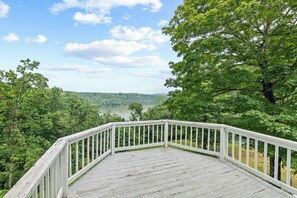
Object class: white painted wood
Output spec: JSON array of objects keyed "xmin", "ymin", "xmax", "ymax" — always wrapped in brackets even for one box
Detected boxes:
[
  {"xmin": 239, "ymin": 135, "xmax": 242, "ymax": 162},
  {"xmin": 152, "ymin": 125, "xmax": 155, "ymax": 143},
  {"xmin": 111, "ymin": 124, "xmax": 115, "ymax": 155},
  {"xmin": 61, "ymin": 144, "xmax": 68, "ymax": 197},
  {"xmin": 87, "ymin": 137, "xmax": 90, "ymax": 165},
  {"xmin": 207, "ymin": 128, "xmax": 210, "ymax": 150},
  {"xmin": 82, "ymin": 139, "xmax": 84, "ymax": 168},
  {"xmin": 161, "ymin": 124, "xmax": 163, "ymax": 142},
  {"xmin": 68, "ymin": 151, "xmax": 111, "ymax": 185},
  {"xmin": 100, "ymin": 132, "xmax": 102, "ymax": 156},
  {"xmin": 50, "ymin": 167, "xmax": 54, "ymax": 198},
  {"xmin": 143, "ymin": 125, "xmax": 145, "ymax": 144},
  {"xmin": 123, "ymin": 127, "xmax": 126, "ymax": 147},
  {"xmin": 164, "ymin": 121, "xmax": 168, "ymax": 148},
  {"xmin": 115, "ymin": 143, "xmax": 163, "ymax": 152},
  {"xmin": 232, "ymin": 133, "xmax": 235, "ymax": 158},
  {"xmin": 286, "ymin": 149, "xmax": 291, "ymax": 185},
  {"xmin": 180, "ymin": 125, "xmax": 182, "ymax": 144},
  {"xmin": 224, "ymin": 125, "xmax": 297, "ymax": 151},
  {"xmin": 214, "ymin": 129, "xmax": 217, "ymax": 152},
  {"xmin": 75, "ymin": 142, "xmax": 78, "ymax": 173},
  {"xmin": 170, "ymin": 124, "xmax": 173, "ymax": 142},
  {"xmin": 176, "ymin": 125, "xmax": 178, "ymax": 144},
  {"xmin": 68, "ymin": 148, "xmax": 292, "ymax": 198},
  {"xmin": 133, "ymin": 126, "xmax": 135, "ymax": 146},
  {"xmin": 117, "ymin": 127, "xmax": 120, "ymax": 148},
  {"xmin": 69, "ymin": 144, "xmax": 72, "ymax": 178},
  {"xmin": 190, "ymin": 127, "xmax": 193, "ymax": 147},
  {"xmin": 40, "ymin": 178, "xmax": 44, "ymax": 198},
  {"xmin": 254, "ymin": 140, "xmax": 258, "ymax": 170},
  {"xmin": 147, "ymin": 125, "xmax": 150, "ymax": 144},
  {"xmin": 56, "ymin": 187, "xmax": 64, "ymax": 198},
  {"xmin": 201, "ymin": 128, "xmax": 204, "ymax": 150},
  {"xmin": 128, "ymin": 127, "xmax": 131, "ymax": 146},
  {"xmin": 107, "ymin": 130, "xmax": 110, "ymax": 151},
  {"xmin": 246, "ymin": 137, "xmax": 250, "ymax": 166},
  {"xmin": 219, "ymin": 127, "xmax": 225, "ymax": 161},
  {"xmin": 170, "ymin": 142, "xmax": 220, "ymax": 157},
  {"xmin": 195, "ymin": 127, "xmax": 198, "ymax": 148},
  {"xmin": 96, "ymin": 134, "xmax": 99, "ymax": 158},
  {"xmin": 92, "ymin": 135, "xmax": 95, "ymax": 161},
  {"xmin": 264, "ymin": 142, "xmax": 268, "ymax": 175},
  {"xmin": 226, "ymin": 155, "xmax": 297, "ymax": 196},
  {"xmin": 138, "ymin": 126, "xmax": 140, "ymax": 145},
  {"xmin": 274, "ymin": 145, "xmax": 279, "ymax": 180},
  {"xmin": 67, "ymin": 123, "xmax": 112, "ymax": 144},
  {"xmin": 185, "ymin": 126, "xmax": 188, "ymax": 146},
  {"xmin": 46, "ymin": 171, "xmax": 50, "ymax": 198}
]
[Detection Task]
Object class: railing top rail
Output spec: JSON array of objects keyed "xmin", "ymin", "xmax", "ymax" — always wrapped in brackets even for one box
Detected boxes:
[
  {"xmin": 224, "ymin": 125, "xmax": 297, "ymax": 151},
  {"xmin": 166, "ymin": 120, "xmax": 222, "ymax": 129},
  {"xmin": 66, "ymin": 123, "xmax": 113, "ymax": 143},
  {"xmin": 113, "ymin": 120, "xmax": 164, "ymax": 127},
  {"xmin": 4, "ymin": 138, "xmax": 67, "ymax": 198}
]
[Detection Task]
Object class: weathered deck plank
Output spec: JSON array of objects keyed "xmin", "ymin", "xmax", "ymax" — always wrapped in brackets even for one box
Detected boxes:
[{"xmin": 68, "ymin": 148, "xmax": 293, "ymax": 198}]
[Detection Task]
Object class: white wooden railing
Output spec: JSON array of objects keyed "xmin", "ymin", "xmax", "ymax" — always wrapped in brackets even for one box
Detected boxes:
[{"xmin": 4, "ymin": 120, "xmax": 297, "ymax": 197}]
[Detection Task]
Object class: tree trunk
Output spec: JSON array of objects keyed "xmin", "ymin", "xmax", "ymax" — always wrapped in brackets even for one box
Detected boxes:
[
  {"xmin": 262, "ymin": 82, "xmax": 276, "ymax": 104},
  {"xmin": 8, "ymin": 157, "xmax": 14, "ymax": 189},
  {"xmin": 269, "ymin": 156, "xmax": 282, "ymax": 181}
]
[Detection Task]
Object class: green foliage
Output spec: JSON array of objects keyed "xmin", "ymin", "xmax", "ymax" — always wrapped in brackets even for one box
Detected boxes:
[
  {"xmin": 0, "ymin": 60, "xmax": 110, "ymax": 193},
  {"xmin": 78, "ymin": 92, "xmax": 165, "ymax": 107},
  {"xmin": 142, "ymin": 103, "xmax": 172, "ymax": 120},
  {"xmin": 128, "ymin": 102, "xmax": 143, "ymax": 121},
  {"xmin": 163, "ymin": 0, "xmax": 297, "ymax": 138},
  {"xmin": 161, "ymin": 0, "xmax": 297, "ymax": 171}
]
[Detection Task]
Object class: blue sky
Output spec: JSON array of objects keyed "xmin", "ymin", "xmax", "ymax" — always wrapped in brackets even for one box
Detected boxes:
[{"xmin": 0, "ymin": 0, "xmax": 182, "ymax": 94}]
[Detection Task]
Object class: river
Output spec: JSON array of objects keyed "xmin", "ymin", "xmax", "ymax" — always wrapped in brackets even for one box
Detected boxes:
[{"xmin": 99, "ymin": 105, "xmax": 155, "ymax": 121}]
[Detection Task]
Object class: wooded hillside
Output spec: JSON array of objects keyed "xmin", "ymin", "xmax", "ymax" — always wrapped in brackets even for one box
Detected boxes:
[{"xmin": 77, "ymin": 92, "xmax": 166, "ymax": 107}]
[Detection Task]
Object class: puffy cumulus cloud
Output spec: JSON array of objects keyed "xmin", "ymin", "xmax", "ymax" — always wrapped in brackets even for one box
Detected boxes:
[
  {"xmin": 73, "ymin": 12, "xmax": 111, "ymax": 24},
  {"xmin": 50, "ymin": 0, "xmax": 162, "ymax": 24},
  {"xmin": 64, "ymin": 39, "xmax": 151, "ymax": 58},
  {"xmin": 110, "ymin": 26, "xmax": 169, "ymax": 44},
  {"xmin": 63, "ymin": 40, "xmax": 166, "ymax": 67},
  {"xmin": 3, "ymin": 33, "xmax": 19, "ymax": 42},
  {"xmin": 94, "ymin": 56, "xmax": 166, "ymax": 67},
  {"xmin": 0, "ymin": 1, "xmax": 9, "ymax": 18},
  {"xmin": 33, "ymin": 34, "xmax": 47, "ymax": 43},
  {"xmin": 43, "ymin": 64, "xmax": 111, "ymax": 73},
  {"xmin": 158, "ymin": 19, "xmax": 168, "ymax": 27}
]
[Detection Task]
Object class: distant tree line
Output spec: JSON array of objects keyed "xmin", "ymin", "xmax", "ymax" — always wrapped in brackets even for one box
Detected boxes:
[{"xmin": 77, "ymin": 92, "xmax": 166, "ymax": 107}]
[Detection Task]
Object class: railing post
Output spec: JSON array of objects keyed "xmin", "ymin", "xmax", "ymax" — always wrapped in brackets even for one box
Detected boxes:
[
  {"xmin": 164, "ymin": 121, "xmax": 168, "ymax": 148},
  {"xmin": 220, "ymin": 126, "xmax": 226, "ymax": 162},
  {"xmin": 111, "ymin": 124, "xmax": 116, "ymax": 155},
  {"xmin": 61, "ymin": 143, "xmax": 68, "ymax": 197}
]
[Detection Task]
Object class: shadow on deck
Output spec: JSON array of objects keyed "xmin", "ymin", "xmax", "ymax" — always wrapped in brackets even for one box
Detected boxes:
[{"xmin": 68, "ymin": 147, "xmax": 292, "ymax": 198}]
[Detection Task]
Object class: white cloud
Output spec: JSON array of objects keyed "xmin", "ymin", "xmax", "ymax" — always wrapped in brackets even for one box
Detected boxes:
[
  {"xmin": 64, "ymin": 39, "xmax": 150, "ymax": 58},
  {"xmin": 3, "ymin": 33, "xmax": 19, "ymax": 42},
  {"xmin": 43, "ymin": 64, "xmax": 111, "ymax": 73},
  {"xmin": 110, "ymin": 26, "xmax": 169, "ymax": 44},
  {"xmin": 0, "ymin": 1, "xmax": 9, "ymax": 18},
  {"xmin": 73, "ymin": 12, "xmax": 111, "ymax": 24},
  {"xmin": 33, "ymin": 34, "xmax": 47, "ymax": 43},
  {"xmin": 158, "ymin": 19, "xmax": 168, "ymax": 27},
  {"xmin": 43, "ymin": 72, "xmax": 62, "ymax": 78},
  {"xmin": 64, "ymin": 39, "xmax": 167, "ymax": 67},
  {"xmin": 50, "ymin": 0, "xmax": 162, "ymax": 24},
  {"xmin": 94, "ymin": 56, "xmax": 166, "ymax": 67},
  {"xmin": 122, "ymin": 13, "xmax": 130, "ymax": 20}
]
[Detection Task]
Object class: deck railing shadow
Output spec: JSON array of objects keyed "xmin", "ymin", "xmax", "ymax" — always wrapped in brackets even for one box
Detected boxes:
[{"xmin": 4, "ymin": 120, "xmax": 297, "ymax": 198}]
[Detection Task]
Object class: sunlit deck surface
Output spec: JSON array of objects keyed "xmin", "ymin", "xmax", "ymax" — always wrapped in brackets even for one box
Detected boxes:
[{"xmin": 68, "ymin": 148, "xmax": 292, "ymax": 198}]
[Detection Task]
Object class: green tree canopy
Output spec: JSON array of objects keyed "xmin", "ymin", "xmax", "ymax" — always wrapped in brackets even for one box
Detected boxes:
[
  {"xmin": 128, "ymin": 102, "xmax": 143, "ymax": 121},
  {"xmin": 163, "ymin": 0, "xmax": 297, "ymax": 140}
]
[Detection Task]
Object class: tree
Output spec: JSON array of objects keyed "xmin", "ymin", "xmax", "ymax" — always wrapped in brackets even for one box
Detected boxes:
[
  {"xmin": 0, "ymin": 59, "xmax": 48, "ymax": 189},
  {"xmin": 128, "ymin": 102, "xmax": 143, "ymax": 121},
  {"xmin": 163, "ymin": 0, "xmax": 297, "ymax": 179}
]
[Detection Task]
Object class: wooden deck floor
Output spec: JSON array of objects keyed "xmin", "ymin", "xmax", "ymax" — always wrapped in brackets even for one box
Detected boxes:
[{"xmin": 68, "ymin": 147, "xmax": 293, "ymax": 198}]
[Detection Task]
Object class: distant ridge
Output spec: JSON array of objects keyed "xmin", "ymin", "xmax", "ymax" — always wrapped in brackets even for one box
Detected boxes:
[{"xmin": 74, "ymin": 92, "xmax": 167, "ymax": 107}]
